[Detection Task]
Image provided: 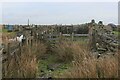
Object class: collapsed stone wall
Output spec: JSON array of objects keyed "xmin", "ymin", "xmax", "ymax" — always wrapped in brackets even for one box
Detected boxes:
[{"xmin": 89, "ymin": 20, "xmax": 118, "ymax": 54}]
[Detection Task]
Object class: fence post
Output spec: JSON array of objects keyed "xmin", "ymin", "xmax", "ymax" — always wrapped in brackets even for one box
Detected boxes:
[
  {"xmin": 7, "ymin": 43, "xmax": 10, "ymax": 58},
  {"xmin": 6, "ymin": 43, "xmax": 10, "ymax": 77},
  {"xmin": 59, "ymin": 32, "xmax": 62, "ymax": 41},
  {"xmin": 19, "ymin": 42, "xmax": 21, "ymax": 56},
  {"xmin": 72, "ymin": 32, "xmax": 74, "ymax": 41}
]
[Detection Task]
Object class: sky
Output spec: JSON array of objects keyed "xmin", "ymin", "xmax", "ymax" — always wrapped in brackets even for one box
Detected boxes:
[{"xmin": 1, "ymin": 2, "xmax": 118, "ymax": 25}]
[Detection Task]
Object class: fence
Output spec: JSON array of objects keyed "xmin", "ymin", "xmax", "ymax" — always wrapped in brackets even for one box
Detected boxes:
[{"xmin": 2, "ymin": 42, "xmax": 22, "ymax": 63}]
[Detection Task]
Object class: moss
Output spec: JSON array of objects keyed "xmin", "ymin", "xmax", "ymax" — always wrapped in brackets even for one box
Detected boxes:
[{"xmin": 113, "ymin": 31, "xmax": 120, "ymax": 35}]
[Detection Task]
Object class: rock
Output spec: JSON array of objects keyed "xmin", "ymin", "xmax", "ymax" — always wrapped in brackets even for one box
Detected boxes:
[
  {"xmin": 89, "ymin": 21, "xmax": 118, "ymax": 54},
  {"xmin": 40, "ymin": 70, "xmax": 44, "ymax": 73},
  {"xmin": 97, "ymin": 47, "xmax": 107, "ymax": 51},
  {"xmin": 48, "ymin": 77, "xmax": 53, "ymax": 80},
  {"xmin": 47, "ymin": 65, "xmax": 55, "ymax": 71},
  {"xmin": 41, "ymin": 56, "xmax": 47, "ymax": 60},
  {"xmin": 47, "ymin": 64, "xmax": 61, "ymax": 71},
  {"xmin": 97, "ymin": 54, "xmax": 101, "ymax": 59}
]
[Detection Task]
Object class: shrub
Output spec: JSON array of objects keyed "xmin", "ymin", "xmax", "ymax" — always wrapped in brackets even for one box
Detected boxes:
[
  {"xmin": 60, "ymin": 42, "xmax": 118, "ymax": 78},
  {"xmin": 53, "ymin": 41, "xmax": 73, "ymax": 63},
  {"xmin": 31, "ymin": 42, "xmax": 47, "ymax": 59}
]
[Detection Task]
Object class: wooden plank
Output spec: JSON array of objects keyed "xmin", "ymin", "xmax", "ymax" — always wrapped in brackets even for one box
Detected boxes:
[
  {"xmin": 62, "ymin": 34, "xmax": 88, "ymax": 37},
  {"xmin": 74, "ymin": 34, "xmax": 89, "ymax": 37},
  {"xmin": 62, "ymin": 34, "xmax": 71, "ymax": 36}
]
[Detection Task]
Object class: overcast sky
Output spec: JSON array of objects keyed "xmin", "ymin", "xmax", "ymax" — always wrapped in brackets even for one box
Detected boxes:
[{"xmin": 1, "ymin": 2, "xmax": 118, "ymax": 25}]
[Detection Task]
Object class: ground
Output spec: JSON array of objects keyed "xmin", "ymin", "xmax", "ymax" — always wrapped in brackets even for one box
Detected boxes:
[{"xmin": 37, "ymin": 47, "xmax": 72, "ymax": 78}]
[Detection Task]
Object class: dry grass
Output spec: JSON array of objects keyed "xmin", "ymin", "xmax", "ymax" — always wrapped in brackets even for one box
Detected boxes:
[
  {"xmin": 3, "ymin": 46, "xmax": 38, "ymax": 78},
  {"xmin": 2, "ymin": 36, "xmax": 118, "ymax": 78},
  {"xmin": 2, "ymin": 29, "xmax": 16, "ymax": 47},
  {"xmin": 53, "ymin": 41, "xmax": 74, "ymax": 62},
  {"xmin": 30, "ymin": 41, "xmax": 47, "ymax": 59},
  {"xmin": 97, "ymin": 55, "xmax": 118, "ymax": 78},
  {"xmin": 2, "ymin": 41, "xmax": 47, "ymax": 78},
  {"xmin": 57, "ymin": 41, "xmax": 118, "ymax": 78},
  {"xmin": 63, "ymin": 58, "xmax": 98, "ymax": 78}
]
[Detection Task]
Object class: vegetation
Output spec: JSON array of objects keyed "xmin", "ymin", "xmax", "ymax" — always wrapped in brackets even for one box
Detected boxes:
[
  {"xmin": 38, "ymin": 40, "xmax": 118, "ymax": 78},
  {"xmin": 59, "ymin": 42, "xmax": 118, "ymax": 78},
  {"xmin": 53, "ymin": 41, "xmax": 74, "ymax": 63},
  {"xmin": 113, "ymin": 31, "xmax": 120, "ymax": 35},
  {"xmin": 2, "ymin": 35, "xmax": 118, "ymax": 78},
  {"xmin": 2, "ymin": 42, "xmax": 47, "ymax": 78},
  {"xmin": 2, "ymin": 24, "xmax": 118, "ymax": 78}
]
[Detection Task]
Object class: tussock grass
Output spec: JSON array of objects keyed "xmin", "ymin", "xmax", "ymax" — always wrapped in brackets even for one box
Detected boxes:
[
  {"xmin": 2, "ymin": 42, "xmax": 47, "ymax": 78},
  {"xmin": 31, "ymin": 42, "xmax": 47, "ymax": 59},
  {"xmin": 55, "ymin": 41, "xmax": 118, "ymax": 78},
  {"xmin": 97, "ymin": 56, "xmax": 118, "ymax": 78},
  {"xmin": 53, "ymin": 41, "xmax": 74, "ymax": 63},
  {"xmin": 3, "ymin": 39, "xmax": 118, "ymax": 78}
]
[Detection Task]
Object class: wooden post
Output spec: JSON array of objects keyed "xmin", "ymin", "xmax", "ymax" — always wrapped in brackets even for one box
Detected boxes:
[
  {"xmin": 6, "ymin": 43, "xmax": 10, "ymax": 77},
  {"xmin": 31, "ymin": 36, "xmax": 33, "ymax": 46},
  {"xmin": 49, "ymin": 33, "xmax": 51, "ymax": 42},
  {"xmin": 7, "ymin": 43, "xmax": 10, "ymax": 58},
  {"xmin": 27, "ymin": 37, "xmax": 28, "ymax": 45},
  {"xmin": 59, "ymin": 32, "xmax": 62, "ymax": 42},
  {"xmin": 88, "ymin": 24, "xmax": 94, "ymax": 50},
  {"xmin": 67, "ymin": 27, "xmax": 68, "ymax": 34},
  {"xmin": 72, "ymin": 32, "xmax": 74, "ymax": 41},
  {"xmin": 19, "ymin": 43, "xmax": 21, "ymax": 56}
]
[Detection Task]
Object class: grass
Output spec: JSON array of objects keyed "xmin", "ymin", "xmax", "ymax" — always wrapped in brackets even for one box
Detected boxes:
[
  {"xmin": 37, "ymin": 39, "xmax": 118, "ymax": 78},
  {"xmin": 0, "ymin": 27, "xmax": 7, "ymax": 33},
  {"xmin": 53, "ymin": 41, "xmax": 74, "ymax": 63},
  {"xmin": 2, "ymin": 30, "xmax": 118, "ymax": 78},
  {"xmin": 2, "ymin": 41, "xmax": 47, "ymax": 78},
  {"xmin": 3, "ymin": 45, "xmax": 37, "ymax": 78},
  {"xmin": 2, "ymin": 29, "xmax": 16, "ymax": 44},
  {"xmin": 64, "ymin": 36, "xmax": 88, "ymax": 42},
  {"xmin": 31, "ymin": 42, "xmax": 47, "ymax": 60},
  {"xmin": 2, "ymin": 29, "xmax": 15, "ymax": 34},
  {"xmin": 58, "ymin": 42, "xmax": 118, "ymax": 78},
  {"xmin": 37, "ymin": 46, "xmax": 71, "ymax": 78},
  {"xmin": 113, "ymin": 31, "xmax": 120, "ymax": 35},
  {"xmin": 2, "ymin": 29, "xmax": 16, "ymax": 36},
  {"xmin": 61, "ymin": 56, "xmax": 118, "ymax": 78},
  {"xmin": 96, "ymin": 55, "xmax": 118, "ymax": 78}
]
